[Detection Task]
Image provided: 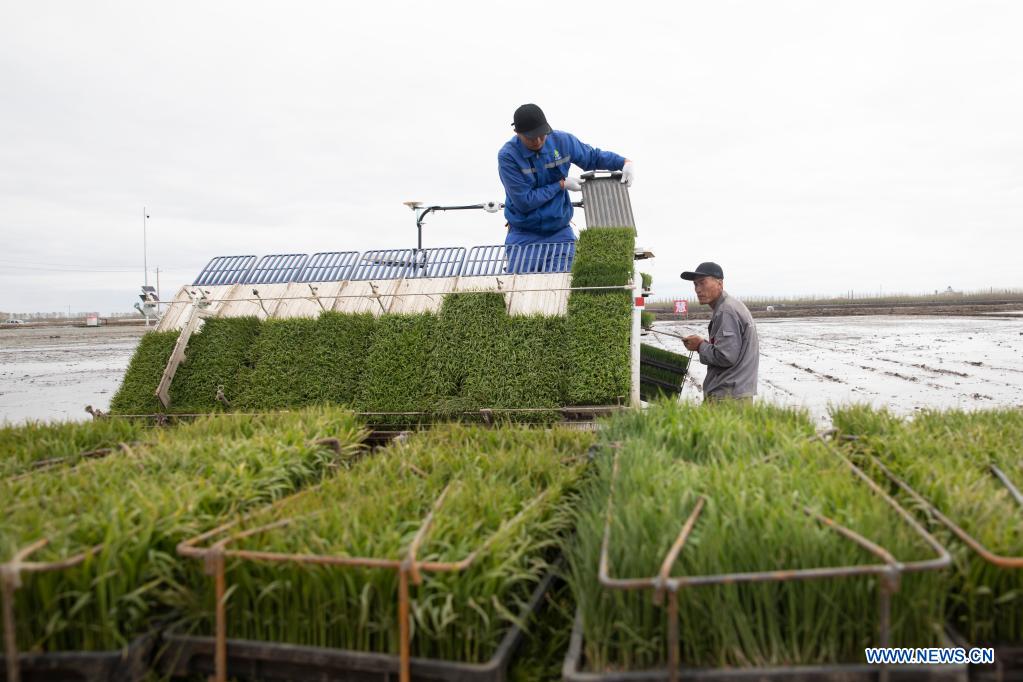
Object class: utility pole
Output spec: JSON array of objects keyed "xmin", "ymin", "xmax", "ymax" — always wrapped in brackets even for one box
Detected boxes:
[
  {"xmin": 143, "ymin": 207, "xmax": 150, "ymax": 287},
  {"xmin": 156, "ymin": 267, "xmax": 161, "ymax": 301}
]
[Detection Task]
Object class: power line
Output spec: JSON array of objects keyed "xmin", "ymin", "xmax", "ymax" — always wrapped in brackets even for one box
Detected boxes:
[
  {"xmin": 0, "ymin": 259, "xmax": 139, "ymax": 269},
  {"xmin": 0, "ymin": 258, "xmax": 194, "ymax": 268},
  {"xmin": 0, "ymin": 266, "xmax": 140, "ymax": 273}
]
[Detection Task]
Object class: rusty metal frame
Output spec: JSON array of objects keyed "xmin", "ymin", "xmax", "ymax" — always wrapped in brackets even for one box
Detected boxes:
[
  {"xmin": 177, "ymin": 479, "xmax": 562, "ymax": 682},
  {"xmin": 868, "ymin": 455, "xmax": 1023, "ymax": 569},
  {"xmin": 105, "ymin": 405, "xmax": 627, "ymax": 426},
  {"xmin": 578, "ymin": 441, "xmax": 952, "ymax": 682},
  {"xmin": 1, "ymin": 540, "xmax": 104, "ymax": 682}
]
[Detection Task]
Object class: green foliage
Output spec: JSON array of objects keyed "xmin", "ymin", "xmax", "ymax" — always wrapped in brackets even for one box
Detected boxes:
[
  {"xmin": 428, "ymin": 294, "xmax": 566, "ymax": 422},
  {"xmin": 568, "ymin": 402, "xmax": 947, "ymax": 670},
  {"xmin": 237, "ymin": 312, "xmax": 378, "ymax": 410},
  {"xmin": 489, "ymin": 314, "xmax": 566, "ymax": 421},
  {"xmin": 428, "ymin": 293, "xmax": 509, "ymax": 414},
  {"xmin": 0, "ymin": 418, "xmax": 148, "ymax": 477},
  {"xmin": 314, "ymin": 311, "xmax": 378, "ymax": 403},
  {"xmin": 237, "ymin": 317, "xmax": 319, "ymax": 409},
  {"xmin": 564, "ymin": 292, "xmax": 632, "ymax": 405},
  {"xmin": 108, "ymin": 331, "xmax": 178, "ymax": 414},
  {"xmin": 1, "ymin": 407, "xmax": 367, "ymax": 652},
  {"xmin": 640, "ymin": 272, "xmax": 652, "ymax": 290},
  {"xmin": 188, "ymin": 424, "xmax": 594, "ymax": 662},
  {"xmin": 355, "ymin": 313, "xmax": 438, "ymax": 423},
  {"xmin": 563, "ymin": 227, "xmax": 636, "ymax": 406},
  {"xmin": 832, "ymin": 405, "xmax": 1023, "ymax": 644},
  {"xmin": 171, "ymin": 317, "xmax": 262, "ymax": 412},
  {"xmin": 570, "ymin": 228, "xmax": 635, "ymax": 289}
]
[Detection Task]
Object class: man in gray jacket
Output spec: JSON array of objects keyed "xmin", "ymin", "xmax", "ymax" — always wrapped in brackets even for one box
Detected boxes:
[{"xmin": 680, "ymin": 262, "xmax": 759, "ymax": 401}]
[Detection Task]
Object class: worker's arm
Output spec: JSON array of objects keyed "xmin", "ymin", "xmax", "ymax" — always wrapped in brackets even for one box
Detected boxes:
[
  {"xmin": 697, "ymin": 312, "xmax": 742, "ymax": 368},
  {"xmin": 563, "ymin": 132, "xmax": 626, "ymax": 172},
  {"xmin": 498, "ymin": 151, "xmax": 563, "ymax": 214}
]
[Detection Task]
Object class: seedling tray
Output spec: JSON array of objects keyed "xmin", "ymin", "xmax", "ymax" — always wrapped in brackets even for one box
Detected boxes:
[
  {"xmin": 0, "ymin": 632, "xmax": 153, "ymax": 682},
  {"xmin": 158, "ymin": 568, "xmax": 557, "ymax": 682},
  {"xmin": 562, "ymin": 610, "xmax": 967, "ymax": 682},
  {"xmin": 946, "ymin": 628, "xmax": 1023, "ymax": 682},
  {"xmin": 972, "ymin": 643, "xmax": 1023, "ymax": 682}
]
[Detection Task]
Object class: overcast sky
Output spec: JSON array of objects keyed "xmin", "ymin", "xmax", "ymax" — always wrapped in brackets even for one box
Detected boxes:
[{"xmin": 1, "ymin": 1, "xmax": 1021, "ymax": 314}]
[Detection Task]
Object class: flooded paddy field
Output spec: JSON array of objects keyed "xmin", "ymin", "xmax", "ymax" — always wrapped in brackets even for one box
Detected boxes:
[
  {"xmin": 651, "ymin": 314, "xmax": 1023, "ymax": 422},
  {"xmin": 1, "ymin": 315, "xmax": 1020, "ymax": 425},
  {"xmin": 0, "ymin": 324, "xmax": 146, "ymax": 423}
]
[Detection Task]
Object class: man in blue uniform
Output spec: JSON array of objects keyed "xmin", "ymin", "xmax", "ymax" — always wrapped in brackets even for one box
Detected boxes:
[{"xmin": 498, "ymin": 103, "xmax": 634, "ymax": 272}]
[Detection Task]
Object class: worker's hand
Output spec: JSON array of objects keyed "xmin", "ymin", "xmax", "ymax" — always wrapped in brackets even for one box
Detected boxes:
[
  {"xmin": 683, "ymin": 335, "xmax": 704, "ymax": 352},
  {"xmin": 562, "ymin": 176, "xmax": 583, "ymax": 192},
  {"xmin": 620, "ymin": 160, "xmax": 635, "ymax": 187}
]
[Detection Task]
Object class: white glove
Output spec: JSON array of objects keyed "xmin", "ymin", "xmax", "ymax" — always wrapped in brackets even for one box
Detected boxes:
[
  {"xmin": 620, "ymin": 161, "xmax": 635, "ymax": 188},
  {"xmin": 563, "ymin": 176, "xmax": 583, "ymax": 192}
]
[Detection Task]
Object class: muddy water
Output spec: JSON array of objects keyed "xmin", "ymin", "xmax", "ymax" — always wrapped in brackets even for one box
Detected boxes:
[
  {"xmin": 0, "ymin": 325, "xmax": 146, "ymax": 424},
  {"xmin": 651, "ymin": 315, "xmax": 1023, "ymax": 423}
]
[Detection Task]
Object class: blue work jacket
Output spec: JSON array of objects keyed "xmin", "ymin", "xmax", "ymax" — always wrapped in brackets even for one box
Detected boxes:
[{"xmin": 497, "ymin": 131, "xmax": 625, "ymax": 246}]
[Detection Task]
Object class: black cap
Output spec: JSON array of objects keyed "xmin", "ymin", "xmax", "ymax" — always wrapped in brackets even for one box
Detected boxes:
[
  {"xmin": 512, "ymin": 103, "xmax": 552, "ymax": 138},
  {"xmin": 680, "ymin": 262, "xmax": 724, "ymax": 280}
]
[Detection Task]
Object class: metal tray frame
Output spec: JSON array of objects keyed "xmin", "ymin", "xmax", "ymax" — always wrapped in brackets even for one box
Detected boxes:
[
  {"xmin": 157, "ymin": 568, "xmax": 558, "ymax": 682},
  {"xmin": 560, "ymin": 441, "xmax": 963, "ymax": 682},
  {"xmin": 562, "ymin": 609, "xmax": 967, "ymax": 682}
]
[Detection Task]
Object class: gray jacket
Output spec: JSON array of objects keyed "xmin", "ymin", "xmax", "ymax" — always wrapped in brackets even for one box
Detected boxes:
[{"xmin": 697, "ymin": 291, "xmax": 759, "ymax": 398}]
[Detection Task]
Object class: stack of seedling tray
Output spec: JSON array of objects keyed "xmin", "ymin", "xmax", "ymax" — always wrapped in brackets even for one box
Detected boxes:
[
  {"xmin": 160, "ymin": 424, "xmax": 594, "ymax": 682},
  {"xmin": 638, "ymin": 345, "xmax": 690, "ymax": 402},
  {"xmin": 833, "ymin": 406, "xmax": 1023, "ymax": 682},
  {"xmin": 565, "ymin": 401, "xmax": 965, "ymax": 682},
  {"xmin": 1, "ymin": 408, "xmax": 366, "ymax": 682}
]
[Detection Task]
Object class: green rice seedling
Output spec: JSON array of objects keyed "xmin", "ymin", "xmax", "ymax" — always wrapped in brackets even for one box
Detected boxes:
[
  {"xmin": 183, "ymin": 425, "xmax": 594, "ymax": 663},
  {"xmin": 0, "ymin": 406, "xmax": 366, "ymax": 652},
  {"xmin": 312, "ymin": 311, "xmax": 378, "ymax": 403},
  {"xmin": 829, "ymin": 403, "xmax": 903, "ymax": 438},
  {"xmin": 169, "ymin": 316, "xmax": 262, "ymax": 412},
  {"xmin": 568, "ymin": 401, "xmax": 948, "ymax": 671},
  {"xmin": 237, "ymin": 312, "xmax": 378, "ymax": 410},
  {"xmin": 564, "ymin": 226, "xmax": 636, "ymax": 406},
  {"xmin": 354, "ymin": 313, "xmax": 438, "ymax": 424},
  {"xmin": 485, "ymin": 314, "xmax": 566, "ymax": 422},
  {"xmin": 602, "ymin": 400, "xmax": 815, "ymax": 465},
  {"xmin": 428, "ymin": 293, "xmax": 509, "ymax": 414},
  {"xmin": 570, "ymin": 228, "xmax": 635, "ymax": 289},
  {"xmin": 640, "ymin": 272, "xmax": 652, "ymax": 290},
  {"xmin": 564, "ymin": 292, "xmax": 632, "ymax": 406},
  {"xmin": 640, "ymin": 310, "xmax": 655, "ymax": 330},
  {"xmin": 832, "ymin": 405, "xmax": 1023, "ymax": 645},
  {"xmin": 0, "ymin": 418, "xmax": 148, "ymax": 477},
  {"xmin": 108, "ymin": 330, "xmax": 178, "ymax": 414},
  {"xmin": 639, "ymin": 344, "xmax": 688, "ymax": 401},
  {"xmin": 236, "ymin": 316, "xmax": 320, "ymax": 409},
  {"xmin": 427, "ymin": 293, "xmax": 566, "ymax": 422}
]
